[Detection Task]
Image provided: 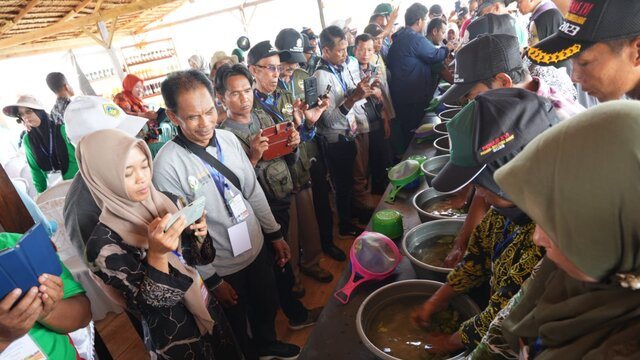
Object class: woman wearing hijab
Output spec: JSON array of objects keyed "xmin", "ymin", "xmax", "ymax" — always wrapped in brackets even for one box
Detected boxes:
[
  {"xmin": 446, "ymin": 22, "xmax": 460, "ymax": 43},
  {"xmin": 3, "ymin": 95, "xmax": 78, "ymax": 193},
  {"xmin": 188, "ymin": 54, "xmax": 208, "ymax": 74},
  {"xmin": 80, "ymin": 129, "xmax": 242, "ymax": 360},
  {"xmin": 114, "ymin": 74, "xmax": 160, "ymax": 143},
  {"xmin": 476, "ymin": 100, "xmax": 640, "ymax": 359}
]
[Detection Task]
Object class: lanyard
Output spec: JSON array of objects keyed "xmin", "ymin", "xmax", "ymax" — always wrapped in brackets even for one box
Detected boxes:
[
  {"xmin": 255, "ymin": 90, "xmax": 285, "ymax": 123},
  {"xmin": 198, "ymin": 137, "xmax": 226, "ymax": 199},
  {"xmin": 327, "ymin": 63, "xmax": 348, "ymax": 93},
  {"xmin": 37, "ymin": 127, "xmax": 56, "ymax": 171},
  {"xmin": 279, "ymin": 78, "xmax": 296, "ymax": 99},
  {"xmin": 493, "ymin": 219, "xmax": 520, "ymax": 260}
]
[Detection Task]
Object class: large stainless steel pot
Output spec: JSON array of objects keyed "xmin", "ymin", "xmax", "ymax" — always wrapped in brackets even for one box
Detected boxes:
[
  {"xmin": 402, "ymin": 219, "xmax": 464, "ymax": 281},
  {"xmin": 356, "ymin": 279, "xmax": 480, "ymax": 360}
]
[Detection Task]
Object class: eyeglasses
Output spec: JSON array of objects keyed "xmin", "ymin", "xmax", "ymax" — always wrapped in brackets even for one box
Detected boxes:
[{"xmin": 254, "ymin": 64, "xmax": 283, "ymax": 73}]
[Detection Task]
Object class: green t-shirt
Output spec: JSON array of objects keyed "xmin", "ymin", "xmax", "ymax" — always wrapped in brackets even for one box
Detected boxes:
[
  {"xmin": 0, "ymin": 233, "xmax": 85, "ymax": 360},
  {"xmin": 23, "ymin": 124, "xmax": 79, "ymax": 193}
]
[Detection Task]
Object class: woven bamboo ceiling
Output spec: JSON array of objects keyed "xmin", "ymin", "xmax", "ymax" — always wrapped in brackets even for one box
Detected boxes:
[{"xmin": 0, "ymin": 0, "xmax": 187, "ymax": 56}]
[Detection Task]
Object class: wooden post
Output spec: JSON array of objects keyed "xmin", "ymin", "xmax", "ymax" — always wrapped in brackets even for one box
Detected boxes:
[
  {"xmin": 0, "ymin": 164, "xmax": 34, "ymax": 234},
  {"xmin": 317, "ymin": 0, "xmax": 326, "ymax": 29}
]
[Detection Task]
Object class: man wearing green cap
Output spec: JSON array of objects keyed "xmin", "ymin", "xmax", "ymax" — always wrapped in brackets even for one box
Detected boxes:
[{"xmin": 412, "ymin": 88, "xmax": 558, "ymax": 354}]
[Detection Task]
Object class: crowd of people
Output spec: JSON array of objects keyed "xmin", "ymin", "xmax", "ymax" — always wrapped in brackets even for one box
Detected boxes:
[{"xmin": 2, "ymin": 0, "xmax": 640, "ymax": 359}]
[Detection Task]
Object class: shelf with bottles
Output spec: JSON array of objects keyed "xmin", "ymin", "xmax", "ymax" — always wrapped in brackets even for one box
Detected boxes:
[
  {"xmin": 125, "ymin": 49, "xmax": 175, "ymax": 67},
  {"xmin": 141, "ymin": 80, "xmax": 163, "ymax": 99},
  {"xmin": 129, "ymin": 64, "xmax": 180, "ymax": 82},
  {"xmin": 85, "ymin": 68, "xmax": 117, "ymax": 82}
]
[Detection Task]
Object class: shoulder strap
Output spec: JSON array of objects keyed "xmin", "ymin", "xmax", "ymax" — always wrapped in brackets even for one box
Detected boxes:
[{"xmin": 172, "ymin": 135, "xmax": 243, "ymax": 193}]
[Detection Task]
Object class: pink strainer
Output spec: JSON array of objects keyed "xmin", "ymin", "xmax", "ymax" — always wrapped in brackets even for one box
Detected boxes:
[{"xmin": 334, "ymin": 232, "xmax": 403, "ymax": 304}]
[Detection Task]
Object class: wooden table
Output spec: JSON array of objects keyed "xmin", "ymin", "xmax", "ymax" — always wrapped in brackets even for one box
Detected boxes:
[{"xmin": 300, "ymin": 136, "xmax": 441, "ymax": 359}]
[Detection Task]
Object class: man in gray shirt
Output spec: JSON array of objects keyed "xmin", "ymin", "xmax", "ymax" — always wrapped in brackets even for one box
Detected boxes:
[{"xmin": 153, "ymin": 70, "xmax": 299, "ymax": 360}]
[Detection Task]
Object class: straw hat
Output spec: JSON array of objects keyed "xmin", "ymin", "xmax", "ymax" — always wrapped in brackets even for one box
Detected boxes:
[
  {"xmin": 3, "ymin": 94, "xmax": 44, "ymax": 118},
  {"xmin": 210, "ymin": 51, "xmax": 239, "ymax": 68}
]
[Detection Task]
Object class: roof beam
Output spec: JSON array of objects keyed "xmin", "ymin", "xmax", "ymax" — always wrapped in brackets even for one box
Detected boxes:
[
  {"xmin": 58, "ymin": 0, "xmax": 94, "ymax": 23},
  {"xmin": 0, "ymin": 0, "xmax": 40, "ymax": 35},
  {"xmin": 94, "ymin": 0, "xmax": 105, "ymax": 13},
  {"xmin": 0, "ymin": 36, "xmax": 105, "ymax": 60},
  {"xmin": 135, "ymin": 0, "xmax": 274, "ymax": 34},
  {"xmin": 0, "ymin": 0, "xmax": 176, "ymax": 50}
]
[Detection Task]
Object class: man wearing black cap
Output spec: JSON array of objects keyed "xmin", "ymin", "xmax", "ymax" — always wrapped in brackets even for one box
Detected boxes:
[
  {"xmin": 314, "ymin": 25, "xmax": 375, "ymax": 237},
  {"xmin": 527, "ymin": 0, "xmax": 640, "ymax": 102},
  {"xmin": 387, "ymin": 2, "xmax": 455, "ymax": 157},
  {"xmin": 246, "ymin": 40, "xmax": 330, "ymax": 330},
  {"xmin": 273, "ymin": 28, "xmax": 340, "ymax": 276},
  {"xmin": 413, "ymin": 88, "xmax": 556, "ymax": 354},
  {"xmin": 442, "ymin": 34, "xmax": 582, "ymax": 118}
]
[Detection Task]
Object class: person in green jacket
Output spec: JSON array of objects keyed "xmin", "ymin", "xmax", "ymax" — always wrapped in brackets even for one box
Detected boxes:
[
  {"xmin": 3, "ymin": 95, "xmax": 78, "ymax": 193},
  {"xmin": 0, "ymin": 232, "xmax": 91, "ymax": 359}
]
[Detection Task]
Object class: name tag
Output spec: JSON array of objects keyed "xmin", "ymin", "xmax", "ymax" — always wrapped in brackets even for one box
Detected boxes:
[
  {"xmin": 228, "ymin": 221, "xmax": 252, "ymax": 257},
  {"xmin": 0, "ymin": 334, "xmax": 47, "ymax": 360},
  {"xmin": 228, "ymin": 193, "xmax": 249, "ymax": 223}
]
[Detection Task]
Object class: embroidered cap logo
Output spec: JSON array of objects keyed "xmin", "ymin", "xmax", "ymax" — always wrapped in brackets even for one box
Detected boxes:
[{"xmin": 103, "ymin": 103, "xmax": 121, "ymax": 118}]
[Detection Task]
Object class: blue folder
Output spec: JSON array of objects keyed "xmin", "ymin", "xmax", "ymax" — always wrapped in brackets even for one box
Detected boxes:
[{"xmin": 0, "ymin": 223, "xmax": 63, "ymax": 299}]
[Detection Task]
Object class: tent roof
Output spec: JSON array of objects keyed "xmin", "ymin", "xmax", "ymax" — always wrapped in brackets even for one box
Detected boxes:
[{"xmin": 0, "ymin": 0, "xmax": 186, "ymax": 56}]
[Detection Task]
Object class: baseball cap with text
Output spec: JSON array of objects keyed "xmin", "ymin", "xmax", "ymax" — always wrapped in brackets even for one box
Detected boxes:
[
  {"xmin": 433, "ymin": 88, "xmax": 559, "ymax": 195},
  {"xmin": 527, "ymin": 0, "xmax": 640, "ymax": 66},
  {"xmin": 440, "ymin": 34, "xmax": 521, "ymax": 105}
]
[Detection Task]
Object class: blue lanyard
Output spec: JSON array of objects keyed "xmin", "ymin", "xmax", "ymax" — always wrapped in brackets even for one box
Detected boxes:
[
  {"xmin": 255, "ymin": 90, "xmax": 285, "ymax": 123},
  {"xmin": 171, "ymin": 250, "xmax": 186, "ymax": 264},
  {"xmin": 493, "ymin": 219, "xmax": 520, "ymax": 260},
  {"xmin": 37, "ymin": 127, "xmax": 56, "ymax": 170},
  {"xmin": 279, "ymin": 78, "xmax": 296, "ymax": 99},
  {"xmin": 327, "ymin": 63, "xmax": 348, "ymax": 93},
  {"xmin": 198, "ymin": 137, "xmax": 227, "ymax": 199}
]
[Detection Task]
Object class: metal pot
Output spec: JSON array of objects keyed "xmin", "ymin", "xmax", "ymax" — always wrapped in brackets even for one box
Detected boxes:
[
  {"xmin": 434, "ymin": 122, "xmax": 448, "ymax": 136},
  {"xmin": 443, "ymin": 102, "xmax": 463, "ymax": 109},
  {"xmin": 412, "ymin": 187, "xmax": 468, "ymax": 223},
  {"xmin": 421, "ymin": 154, "xmax": 449, "ymax": 186},
  {"xmin": 402, "ymin": 220, "xmax": 464, "ymax": 281},
  {"xmin": 434, "ymin": 135, "xmax": 450, "ymax": 155},
  {"xmin": 438, "ymin": 108, "xmax": 461, "ymax": 122},
  {"xmin": 422, "ymin": 112, "xmax": 440, "ymax": 125},
  {"xmin": 356, "ymin": 279, "xmax": 480, "ymax": 360}
]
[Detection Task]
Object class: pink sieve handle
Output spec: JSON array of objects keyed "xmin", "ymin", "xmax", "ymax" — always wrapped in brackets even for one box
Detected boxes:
[{"xmin": 334, "ymin": 270, "xmax": 369, "ymax": 304}]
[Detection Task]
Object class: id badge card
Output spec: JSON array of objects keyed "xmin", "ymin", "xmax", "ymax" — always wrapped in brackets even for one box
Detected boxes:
[
  {"xmin": 0, "ymin": 334, "xmax": 47, "ymax": 360},
  {"xmin": 228, "ymin": 221, "xmax": 252, "ymax": 257},
  {"xmin": 227, "ymin": 193, "xmax": 249, "ymax": 223}
]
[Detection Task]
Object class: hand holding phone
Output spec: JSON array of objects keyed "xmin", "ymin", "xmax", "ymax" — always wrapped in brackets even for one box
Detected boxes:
[
  {"xmin": 304, "ymin": 77, "xmax": 319, "ymax": 109},
  {"xmin": 261, "ymin": 122, "xmax": 296, "ymax": 160},
  {"xmin": 164, "ymin": 197, "xmax": 206, "ymax": 232}
]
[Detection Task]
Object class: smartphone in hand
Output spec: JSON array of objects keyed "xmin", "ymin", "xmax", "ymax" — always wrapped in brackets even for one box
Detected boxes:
[
  {"xmin": 164, "ymin": 196, "xmax": 206, "ymax": 232},
  {"xmin": 304, "ymin": 77, "xmax": 319, "ymax": 109}
]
